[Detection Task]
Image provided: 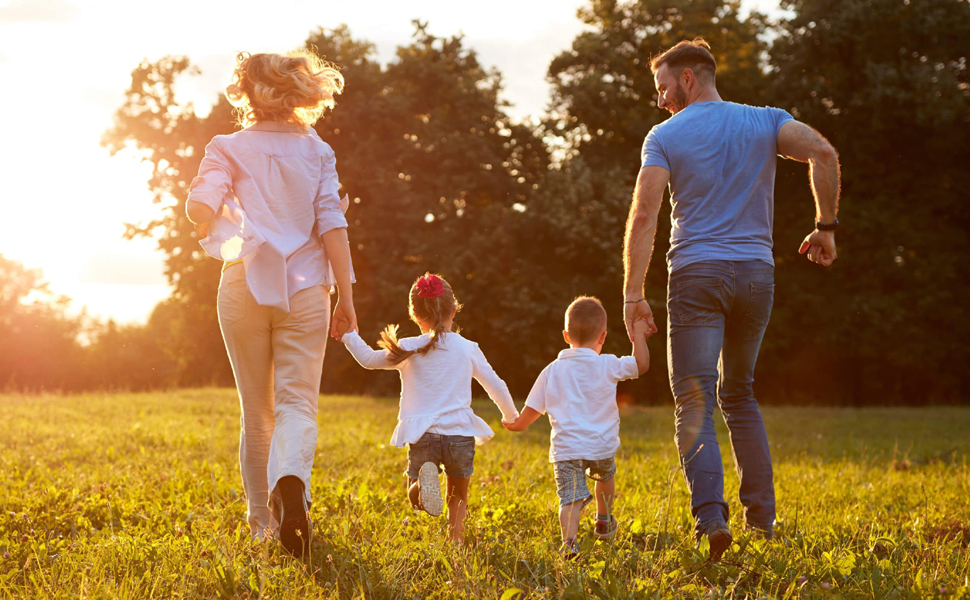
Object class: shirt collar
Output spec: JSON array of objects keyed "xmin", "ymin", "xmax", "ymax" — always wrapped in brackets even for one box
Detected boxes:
[
  {"xmin": 247, "ymin": 121, "xmax": 309, "ymax": 133},
  {"xmin": 557, "ymin": 347, "xmax": 599, "ymax": 360}
]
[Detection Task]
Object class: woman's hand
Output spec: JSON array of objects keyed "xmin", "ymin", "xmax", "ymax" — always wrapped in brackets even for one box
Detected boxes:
[{"xmin": 330, "ymin": 297, "xmax": 357, "ymax": 340}]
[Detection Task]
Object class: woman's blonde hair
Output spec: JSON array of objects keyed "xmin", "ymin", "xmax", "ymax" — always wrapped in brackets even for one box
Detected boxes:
[
  {"xmin": 225, "ymin": 50, "xmax": 344, "ymax": 128},
  {"xmin": 378, "ymin": 274, "xmax": 462, "ymax": 364}
]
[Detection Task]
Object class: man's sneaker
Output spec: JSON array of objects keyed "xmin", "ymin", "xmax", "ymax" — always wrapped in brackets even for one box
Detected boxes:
[
  {"xmin": 276, "ymin": 476, "xmax": 311, "ymax": 559},
  {"xmin": 704, "ymin": 523, "xmax": 734, "ymax": 562},
  {"xmin": 417, "ymin": 462, "xmax": 443, "ymax": 517},
  {"xmin": 593, "ymin": 516, "xmax": 619, "ymax": 540},
  {"xmin": 560, "ymin": 538, "xmax": 580, "ymax": 560}
]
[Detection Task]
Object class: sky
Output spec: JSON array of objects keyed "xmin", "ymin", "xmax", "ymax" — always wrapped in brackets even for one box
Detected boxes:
[{"xmin": 0, "ymin": 0, "xmax": 779, "ymax": 325}]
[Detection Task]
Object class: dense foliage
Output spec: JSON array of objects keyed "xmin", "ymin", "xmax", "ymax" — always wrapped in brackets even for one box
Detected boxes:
[{"xmin": 4, "ymin": 0, "xmax": 968, "ymax": 404}]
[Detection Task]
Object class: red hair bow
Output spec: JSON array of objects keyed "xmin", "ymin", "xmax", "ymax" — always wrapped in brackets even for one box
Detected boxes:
[{"xmin": 416, "ymin": 273, "xmax": 445, "ymax": 298}]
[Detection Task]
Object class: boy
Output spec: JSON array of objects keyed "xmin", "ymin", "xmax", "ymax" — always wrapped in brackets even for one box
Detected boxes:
[{"xmin": 503, "ymin": 296, "xmax": 650, "ymax": 558}]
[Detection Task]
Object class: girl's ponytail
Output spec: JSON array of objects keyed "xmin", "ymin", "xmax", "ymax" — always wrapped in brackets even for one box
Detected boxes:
[{"xmin": 377, "ymin": 274, "xmax": 461, "ymax": 365}]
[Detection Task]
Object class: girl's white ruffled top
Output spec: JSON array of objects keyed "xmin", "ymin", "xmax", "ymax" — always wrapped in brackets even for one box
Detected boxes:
[
  {"xmin": 341, "ymin": 331, "xmax": 520, "ymax": 446},
  {"xmin": 187, "ymin": 121, "xmax": 353, "ymax": 312}
]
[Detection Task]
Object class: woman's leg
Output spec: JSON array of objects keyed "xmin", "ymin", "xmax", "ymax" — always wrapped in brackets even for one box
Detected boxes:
[
  {"xmin": 445, "ymin": 476, "xmax": 470, "ymax": 542},
  {"xmin": 266, "ymin": 286, "xmax": 330, "ymax": 507},
  {"xmin": 218, "ymin": 266, "xmax": 276, "ymax": 538}
]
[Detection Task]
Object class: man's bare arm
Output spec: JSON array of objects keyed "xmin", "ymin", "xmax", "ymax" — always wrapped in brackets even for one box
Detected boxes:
[
  {"xmin": 623, "ymin": 165, "xmax": 669, "ymax": 338},
  {"xmin": 777, "ymin": 121, "xmax": 841, "ymax": 266},
  {"xmin": 777, "ymin": 120, "xmax": 840, "ymax": 223}
]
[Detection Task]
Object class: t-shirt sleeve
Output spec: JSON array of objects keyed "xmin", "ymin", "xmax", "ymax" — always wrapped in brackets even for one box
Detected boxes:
[
  {"xmin": 524, "ymin": 366, "xmax": 550, "ymax": 415},
  {"xmin": 641, "ymin": 126, "xmax": 669, "ymax": 170},
  {"xmin": 603, "ymin": 354, "xmax": 640, "ymax": 383},
  {"xmin": 769, "ymin": 107, "xmax": 795, "ymax": 134}
]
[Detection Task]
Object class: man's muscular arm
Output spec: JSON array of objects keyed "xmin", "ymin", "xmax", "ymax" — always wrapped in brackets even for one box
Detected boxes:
[
  {"xmin": 777, "ymin": 120, "xmax": 841, "ymax": 266},
  {"xmin": 623, "ymin": 165, "xmax": 669, "ymax": 341}
]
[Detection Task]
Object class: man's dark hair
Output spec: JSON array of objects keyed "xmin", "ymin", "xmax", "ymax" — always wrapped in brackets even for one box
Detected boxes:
[{"xmin": 650, "ymin": 38, "xmax": 717, "ymax": 84}]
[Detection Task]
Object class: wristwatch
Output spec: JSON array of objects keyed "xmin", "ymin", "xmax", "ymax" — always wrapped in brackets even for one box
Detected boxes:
[{"xmin": 816, "ymin": 219, "xmax": 838, "ymax": 232}]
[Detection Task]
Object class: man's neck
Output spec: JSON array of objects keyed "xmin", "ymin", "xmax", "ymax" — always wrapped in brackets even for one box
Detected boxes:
[{"xmin": 688, "ymin": 86, "xmax": 723, "ymax": 107}]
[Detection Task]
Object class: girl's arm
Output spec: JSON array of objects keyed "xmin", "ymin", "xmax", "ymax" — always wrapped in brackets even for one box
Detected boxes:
[
  {"xmin": 470, "ymin": 346, "xmax": 520, "ymax": 423},
  {"xmin": 342, "ymin": 331, "xmax": 398, "ymax": 370}
]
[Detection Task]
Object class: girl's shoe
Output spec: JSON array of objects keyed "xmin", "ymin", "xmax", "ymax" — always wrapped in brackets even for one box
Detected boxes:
[
  {"xmin": 417, "ymin": 462, "xmax": 443, "ymax": 517},
  {"xmin": 593, "ymin": 516, "xmax": 618, "ymax": 540},
  {"xmin": 276, "ymin": 476, "xmax": 312, "ymax": 559}
]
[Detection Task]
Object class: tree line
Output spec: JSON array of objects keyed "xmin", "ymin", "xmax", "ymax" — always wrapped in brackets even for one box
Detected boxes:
[{"xmin": 4, "ymin": 0, "xmax": 968, "ymax": 405}]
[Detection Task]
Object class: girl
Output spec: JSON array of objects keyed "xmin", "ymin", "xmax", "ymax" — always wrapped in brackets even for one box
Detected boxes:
[
  {"xmin": 339, "ymin": 273, "xmax": 519, "ymax": 542},
  {"xmin": 185, "ymin": 51, "xmax": 355, "ymax": 558}
]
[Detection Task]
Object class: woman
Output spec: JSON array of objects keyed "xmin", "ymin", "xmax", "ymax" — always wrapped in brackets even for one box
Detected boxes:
[{"xmin": 185, "ymin": 50, "xmax": 355, "ymax": 558}]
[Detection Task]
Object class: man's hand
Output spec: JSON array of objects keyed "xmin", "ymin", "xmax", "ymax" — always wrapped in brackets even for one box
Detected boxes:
[
  {"xmin": 330, "ymin": 297, "xmax": 357, "ymax": 339},
  {"xmin": 624, "ymin": 299, "xmax": 658, "ymax": 342},
  {"xmin": 798, "ymin": 230, "xmax": 837, "ymax": 266},
  {"xmin": 502, "ymin": 419, "xmax": 520, "ymax": 431}
]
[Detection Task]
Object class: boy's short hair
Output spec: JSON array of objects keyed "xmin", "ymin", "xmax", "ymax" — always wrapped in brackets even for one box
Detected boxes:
[{"xmin": 565, "ymin": 296, "xmax": 608, "ymax": 345}]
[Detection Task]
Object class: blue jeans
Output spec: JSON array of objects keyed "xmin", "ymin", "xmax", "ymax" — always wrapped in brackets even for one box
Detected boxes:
[{"xmin": 666, "ymin": 260, "xmax": 776, "ymax": 536}]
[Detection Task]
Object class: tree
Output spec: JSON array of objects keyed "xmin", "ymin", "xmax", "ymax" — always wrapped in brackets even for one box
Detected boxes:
[{"xmin": 767, "ymin": 0, "xmax": 970, "ymax": 403}]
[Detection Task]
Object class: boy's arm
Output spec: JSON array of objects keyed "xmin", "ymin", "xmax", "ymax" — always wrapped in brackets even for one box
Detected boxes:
[
  {"xmin": 502, "ymin": 407, "xmax": 542, "ymax": 432},
  {"xmin": 632, "ymin": 320, "xmax": 651, "ymax": 375}
]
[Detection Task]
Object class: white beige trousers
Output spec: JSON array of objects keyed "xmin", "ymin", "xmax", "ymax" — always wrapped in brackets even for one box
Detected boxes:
[{"xmin": 217, "ymin": 264, "xmax": 329, "ymax": 537}]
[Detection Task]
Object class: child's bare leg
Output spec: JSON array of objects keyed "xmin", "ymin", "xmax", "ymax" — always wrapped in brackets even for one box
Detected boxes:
[
  {"xmin": 445, "ymin": 475, "xmax": 470, "ymax": 542},
  {"xmin": 559, "ymin": 500, "xmax": 585, "ymax": 541},
  {"xmin": 594, "ymin": 478, "xmax": 615, "ymax": 519},
  {"xmin": 407, "ymin": 477, "xmax": 421, "ymax": 509}
]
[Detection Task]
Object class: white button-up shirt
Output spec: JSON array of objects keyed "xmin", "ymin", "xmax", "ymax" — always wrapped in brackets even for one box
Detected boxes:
[
  {"xmin": 525, "ymin": 348, "xmax": 640, "ymax": 462},
  {"xmin": 188, "ymin": 121, "xmax": 352, "ymax": 311}
]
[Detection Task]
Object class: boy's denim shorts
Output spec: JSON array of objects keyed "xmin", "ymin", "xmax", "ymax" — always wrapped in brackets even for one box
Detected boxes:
[
  {"xmin": 553, "ymin": 457, "xmax": 616, "ymax": 507},
  {"xmin": 406, "ymin": 432, "xmax": 476, "ymax": 479}
]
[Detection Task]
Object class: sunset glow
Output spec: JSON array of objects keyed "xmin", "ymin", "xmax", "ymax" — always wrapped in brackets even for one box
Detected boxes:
[{"xmin": 0, "ymin": 0, "xmax": 778, "ymax": 323}]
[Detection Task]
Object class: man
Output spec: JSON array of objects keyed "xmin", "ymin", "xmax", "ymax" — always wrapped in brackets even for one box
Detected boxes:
[{"xmin": 622, "ymin": 38, "xmax": 840, "ymax": 561}]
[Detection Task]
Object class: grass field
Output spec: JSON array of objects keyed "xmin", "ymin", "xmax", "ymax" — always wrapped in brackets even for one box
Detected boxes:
[{"xmin": 1, "ymin": 391, "xmax": 969, "ymax": 599}]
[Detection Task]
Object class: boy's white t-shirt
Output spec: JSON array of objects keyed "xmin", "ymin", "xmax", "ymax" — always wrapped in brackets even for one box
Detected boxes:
[{"xmin": 525, "ymin": 347, "xmax": 639, "ymax": 463}]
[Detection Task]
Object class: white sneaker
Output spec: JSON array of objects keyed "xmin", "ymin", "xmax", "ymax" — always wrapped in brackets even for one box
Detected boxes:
[{"xmin": 418, "ymin": 462, "xmax": 443, "ymax": 517}]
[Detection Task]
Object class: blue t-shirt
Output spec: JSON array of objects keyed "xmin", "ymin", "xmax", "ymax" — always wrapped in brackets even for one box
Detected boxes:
[{"xmin": 641, "ymin": 101, "xmax": 793, "ymax": 272}]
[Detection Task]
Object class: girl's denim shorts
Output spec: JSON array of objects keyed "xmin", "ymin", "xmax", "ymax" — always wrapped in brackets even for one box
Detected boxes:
[{"xmin": 406, "ymin": 432, "xmax": 476, "ymax": 479}]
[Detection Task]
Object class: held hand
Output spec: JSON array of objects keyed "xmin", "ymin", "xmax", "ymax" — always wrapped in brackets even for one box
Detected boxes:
[
  {"xmin": 624, "ymin": 299, "xmax": 658, "ymax": 342},
  {"xmin": 330, "ymin": 297, "xmax": 357, "ymax": 340},
  {"xmin": 798, "ymin": 230, "xmax": 837, "ymax": 266},
  {"xmin": 633, "ymin": 318, "xmax": 650, "ymax": 341},
  {"xmin": 502, "ymin": 419, "xmax": 520, "ymax": 432}
]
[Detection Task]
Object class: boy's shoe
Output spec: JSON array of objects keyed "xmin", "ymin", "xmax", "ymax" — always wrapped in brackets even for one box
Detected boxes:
[
  {"xmin": 701, "ymin": 522, "xmax": 733, "ymax": 563},
  {"xmin": 593, "ymin": 516, "xmax": 618, "ymax": 540},
  {"xmin": 417, "ymin": 462, "xmax": 443, "ymax": 517},
  {"xmin": 276, "ymin": 476, "xmax": 312, "ymax": 559},
  {"xmin": 560, "ymin": 538, "xmax": 580, "ymax": 560}
]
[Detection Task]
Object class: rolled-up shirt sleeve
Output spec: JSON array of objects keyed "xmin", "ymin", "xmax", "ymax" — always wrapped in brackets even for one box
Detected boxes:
[
  {"xmin": 314, "ymin": 149, "xmax": 349, "ymax": 235},
  {"xmin": 187, "ymin": 137, "xmax": 232, "ymax": 212}
]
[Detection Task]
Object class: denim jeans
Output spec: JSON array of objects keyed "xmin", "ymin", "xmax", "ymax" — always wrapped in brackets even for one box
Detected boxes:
[{"xmin": 666, "ymin": 260, "xmax": 776, "ymax": 536}]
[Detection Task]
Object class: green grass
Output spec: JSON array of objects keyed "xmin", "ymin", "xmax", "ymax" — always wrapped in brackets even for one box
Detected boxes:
[{"xmin": 1, "ymin": 391, "xmax": 969, "ymax": 599}]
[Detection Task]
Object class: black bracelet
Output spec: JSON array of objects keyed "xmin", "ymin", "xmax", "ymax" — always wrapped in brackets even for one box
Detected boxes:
[{"xmin": 624, "ymin": 298, "xmax": 645, "ymax": 304}]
